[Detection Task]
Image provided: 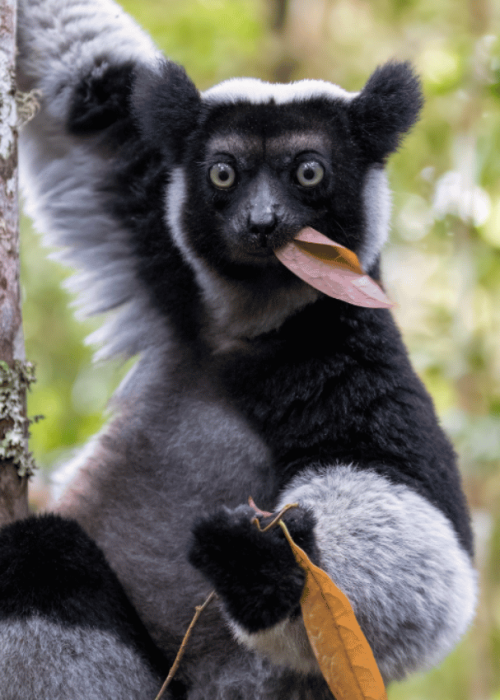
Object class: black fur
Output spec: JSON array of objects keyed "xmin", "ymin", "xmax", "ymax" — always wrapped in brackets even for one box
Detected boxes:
[
  {"xmin": 68, "ymin": 62, "xmax": 136, "ymax": 137},
  {"xmin": 105, "ymin": 143, "xmax": 204, "ymax": 345},
  {"xmin": 0, "ymin": 515, "xmax": 174, "ymax": 687},
  {"xmin": 132, "ymin": 60, "xmax": 203, "ymax": 162},
  {"xmin": 69, "ymin": 63, "xmax": 204, "ymax": 345},
  {"xmin": 182, "ymin": 99, "xmax": 371, "ymax": 277},
  {"xmin": 189, "ymin": 505, "xmax": 318, "ymax": 632},
  {"xmin": 216, "ymin": 298, "xmax": 474, "ymax": 556},
  {"xmin": 348, "ymin": 61, "xmax": 423, "ymax": 161}
]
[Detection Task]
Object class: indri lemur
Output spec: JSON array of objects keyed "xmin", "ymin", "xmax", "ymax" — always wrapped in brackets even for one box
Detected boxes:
[{"xmin": 0, "ymin": 1, "xmax": 477, "ymax": 698}]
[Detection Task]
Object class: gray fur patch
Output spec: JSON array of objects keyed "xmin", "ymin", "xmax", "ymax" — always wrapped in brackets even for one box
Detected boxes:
[
  {"xmin": 186, "ymin": 652, "xmax": 333, "ymax": 700},
  {"xmin": 277, "ymin": 465, "xmax": 477, "ymax": 682},
  {"xmin": 0, "ymin": 617, "xmax": 160, "ymax": 699},
  {"xmin": 17, "ymin": 0, "xmax": 158, "ymax": 95},
  {"xmin": 53, "ymin": 359, "xmax": 273, "ymax": 654}
]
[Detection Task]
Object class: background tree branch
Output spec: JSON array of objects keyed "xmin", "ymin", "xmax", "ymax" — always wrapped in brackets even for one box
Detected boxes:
[{"xmin": 0, "ymin": 0, "xmax": 29, "ymax": 526}]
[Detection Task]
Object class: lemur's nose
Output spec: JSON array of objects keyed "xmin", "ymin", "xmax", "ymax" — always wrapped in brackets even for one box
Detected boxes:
[
  {"xmin": 247, "ymin": 210, "xmax": 278, "ymax": 240},
  {"xmin": 246, "ymin": 172, "xmax": 279, "ymax": 242}
]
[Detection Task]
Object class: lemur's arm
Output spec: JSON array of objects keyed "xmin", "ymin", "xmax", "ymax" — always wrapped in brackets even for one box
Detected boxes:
[
  {"xmin": 190, "ymin": 466, "xmax": 477, "ymax": 684},
  {"xmin": 190, "ymin": 307, "xmax": 477, "ymax": 684},
  {"xmin": 17, "ymin": 0, "xmax": 158, "ymax": 90},
  {"xmin": 17, "ymin": 0, "xmax": 166, "ymax": 358}
]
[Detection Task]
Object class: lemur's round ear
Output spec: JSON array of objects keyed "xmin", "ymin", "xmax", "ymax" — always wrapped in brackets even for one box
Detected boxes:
[
  {"xmin": 132, "ymin": 59, "xmax": 202, "ymax": 161},
  {"xmin": 348, "ymin": 61, "xmax": 423, "ymax": 162}
]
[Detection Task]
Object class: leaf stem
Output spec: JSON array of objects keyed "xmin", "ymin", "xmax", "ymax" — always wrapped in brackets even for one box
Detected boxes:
[{"xmin": 253, "ymin": 502, "xmax": 299, "ymax": 532}]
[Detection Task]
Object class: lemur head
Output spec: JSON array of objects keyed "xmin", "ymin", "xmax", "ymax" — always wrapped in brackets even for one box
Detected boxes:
[{"xmin": 133, "ymin": 61, "xmax": 422, "ymax": 319}]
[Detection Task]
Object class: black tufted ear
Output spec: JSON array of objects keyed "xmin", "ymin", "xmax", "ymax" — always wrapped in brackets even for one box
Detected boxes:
[
  {"xmin": 132, "ymin": 59, "xmax": 202, "ymax": 162},
  {"xmin": 348, "ymin": 61, "xmax": 423, "ymax": 162}
]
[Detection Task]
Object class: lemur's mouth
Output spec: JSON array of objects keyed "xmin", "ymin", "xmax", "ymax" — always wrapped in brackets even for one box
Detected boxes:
[{"xmin": 275, "ymin": 228, "xmax": 394, "ymax": 309}]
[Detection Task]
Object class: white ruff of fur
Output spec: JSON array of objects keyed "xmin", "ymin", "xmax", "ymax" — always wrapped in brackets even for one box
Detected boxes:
[{"xmin": 360, "ymin": 167, "xmax": 391, "ymax": 270}]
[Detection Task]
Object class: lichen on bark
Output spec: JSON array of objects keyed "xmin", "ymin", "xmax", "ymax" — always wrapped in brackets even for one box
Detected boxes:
[{"xmin": 0, "ymin": 360, "xmax": 38, "ymax": 478}]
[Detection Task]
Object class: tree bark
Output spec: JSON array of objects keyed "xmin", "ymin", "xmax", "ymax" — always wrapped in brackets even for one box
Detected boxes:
[{"xmin": 0, "ymin": 0, "xmax": 29, "ymax": 526}]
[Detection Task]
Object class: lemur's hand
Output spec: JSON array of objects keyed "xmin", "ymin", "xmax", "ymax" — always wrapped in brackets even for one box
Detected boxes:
[{"xmin": 188, "ymin": 504, "xmax": 317, "ymax": 632}]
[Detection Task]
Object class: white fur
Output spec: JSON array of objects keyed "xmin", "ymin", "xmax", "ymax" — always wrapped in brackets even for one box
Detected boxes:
[
  {"xmin": 203, "ymin": 78, "xmax": 358, "ymax": 106},
  {"xmin": 228, "ymin": 617, "xmax": 318, "ymax": 675},
  {"xmin": 271, "ymin": 465, "xmax": 478, "ymax": 682},
  {"xmin": 360, "ymin": 166, "xmax": 392, "ymax": 269}
]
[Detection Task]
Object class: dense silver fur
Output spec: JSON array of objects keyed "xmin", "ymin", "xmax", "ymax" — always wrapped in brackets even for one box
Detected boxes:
[
  {"xmin": 276, "ymin": 466, "xmax": 477, "ymax": 681},
  {"xmin": 0, "ymin": 618, "xmax": 161, "ymax": 699},
  {"xmin": 14, "ymin": 0, "xmax": 477, "ymax": 696},
  {"xmin": 185, "ymin": 652, "xmax": 334, "ymax": 700}
]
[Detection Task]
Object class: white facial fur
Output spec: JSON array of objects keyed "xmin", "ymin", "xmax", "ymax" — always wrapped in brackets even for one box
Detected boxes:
[
  {"xmin": 203, "ymin": 77, "xmax": 358, "ymax": 105},
  {"xmin": 360, "ymin": 166, "xmax": 392, "ymax": 270}
]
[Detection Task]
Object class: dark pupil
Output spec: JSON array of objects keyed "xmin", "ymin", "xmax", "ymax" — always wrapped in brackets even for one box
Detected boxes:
[
  {"xmin": 303, "ymin": 166, "xmax": 315, "ymax": 180},
  {"xmin": 218, "ymin": 168, "xmax": 229, "ymax": 181}
]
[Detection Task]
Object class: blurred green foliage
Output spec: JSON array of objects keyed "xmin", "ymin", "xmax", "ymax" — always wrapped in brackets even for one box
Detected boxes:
[{"xmin": 20, "ymin": 0, "xmax": 500, "ymax": 697}]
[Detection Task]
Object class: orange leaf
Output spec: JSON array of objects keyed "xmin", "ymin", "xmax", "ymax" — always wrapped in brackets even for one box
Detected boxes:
[
  {"xmin": 280, "ymin": 521, "xmax": 388, "ymax": 700},
  {"xmin": 274, "ymin": 227, "xmax": 394, "ymax": 309}
]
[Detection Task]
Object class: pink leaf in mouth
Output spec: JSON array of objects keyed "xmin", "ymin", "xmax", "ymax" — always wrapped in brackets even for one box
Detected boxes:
[{"xmin": 274, "ymin": 227, "xmax": 394, "ymax": 309}]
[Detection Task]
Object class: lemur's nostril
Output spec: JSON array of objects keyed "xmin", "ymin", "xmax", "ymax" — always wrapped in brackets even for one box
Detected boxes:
[{"xmin": 247, "ymin": 211, "xmax": 278, "ymax": 239}]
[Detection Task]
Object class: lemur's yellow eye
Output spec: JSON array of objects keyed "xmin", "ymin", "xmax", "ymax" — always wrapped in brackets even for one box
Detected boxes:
[
  {"xmin": 210, "ymin": 163, "xmax": 236, "ymax": 189},
  {"xmin": 296, "ymin": 161, "xmax": 324, "ymax": 187}
]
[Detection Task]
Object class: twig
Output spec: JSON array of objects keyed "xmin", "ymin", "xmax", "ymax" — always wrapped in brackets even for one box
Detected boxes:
[{"xmin": 154, "ymin": 590, "xmax": 217, "ymax": 700}]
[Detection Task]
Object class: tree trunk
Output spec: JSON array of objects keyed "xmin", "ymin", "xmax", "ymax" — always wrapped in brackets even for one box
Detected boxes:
[{"xmin": 0, "ymin": 0, "xmax": 29, "ymax": 526}]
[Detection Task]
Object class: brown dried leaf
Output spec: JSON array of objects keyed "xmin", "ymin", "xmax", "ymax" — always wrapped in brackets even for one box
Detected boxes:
[
  {"xmin": 280, "ymin": 521, "xmax": 388, "ymax": 700},
  {"xmin": 274, "ymin": 227, "xmax": 394, "ymax": 309}
]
